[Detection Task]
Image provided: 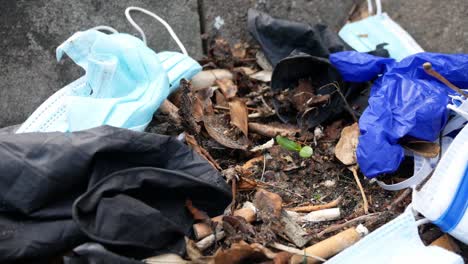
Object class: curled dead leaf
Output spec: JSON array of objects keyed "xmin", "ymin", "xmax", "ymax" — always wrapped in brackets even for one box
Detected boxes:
[
  {"xmin": 203, "ymin": 115, "xmax": 248, "ymax": 150},
  {"xmin": 238, "ymin": 177, "xmax": 258, "ymax": 191},
  {"xmin": 231, "ymin": 43, "xmax": 249, "ymax": 59},
  {"xmin": 402, "ymin": 140, "xmax": 440, "ymax": 158},
  {"xmin": 254, "ymin": 189, "xmax": 283, "ymax": 219},
  {"xmin": 229, "ymin": 98, "xmax": 249, "ymax": 137},
  {"xmin": 335, "ymin": 123, "xmax": 360, "ymax": 166},
  {"xmin": 213, "ymin": 241, "xmax": 276, "ymax": 264},
  {"xmin": 216, "ymin": 79, "xmax": 238, "ymax": 99}
]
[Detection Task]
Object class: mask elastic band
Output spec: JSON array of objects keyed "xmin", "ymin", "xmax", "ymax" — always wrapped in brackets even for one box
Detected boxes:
[
  {"xmin": 91, "ymin": 26, "xmax": 119, "ymax": 34},
  {"xmin": 125, "ymin": 6, "xmax": 188, "ymax": 56},
  {"xmin": 366, "ymin": 0, "xmax": 382, "ymax": 15}
]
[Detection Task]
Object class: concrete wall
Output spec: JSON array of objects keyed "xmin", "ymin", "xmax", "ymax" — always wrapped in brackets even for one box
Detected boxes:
[{"xmin": 0, "ymin": 0, "xmax": 467, "ymax": 127}]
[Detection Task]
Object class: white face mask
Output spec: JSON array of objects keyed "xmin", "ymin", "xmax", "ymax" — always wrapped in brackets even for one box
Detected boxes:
[
  {"xmin": 338, "ymin": 0, "xmax": 424, "ymax": 61},
  {"xmin": 413, "ymin": 122, "xmax": 468, "ymax": 244},
  {"xmin": 16, "ymin": 7, "xmax": 201, "ymax": 134},
  {"xmin": 326, "ymin": 209, "xmax": 464, "ymax": 264}
]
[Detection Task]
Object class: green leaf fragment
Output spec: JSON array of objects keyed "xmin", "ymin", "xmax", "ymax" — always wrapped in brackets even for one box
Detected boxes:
[
  {"xmin": 275, "ymin": 135, "xmax": 302, "ymax": 152},
  {"xmin": 299, "ymin": 146, "xmax": 313, "ymax": 158}
]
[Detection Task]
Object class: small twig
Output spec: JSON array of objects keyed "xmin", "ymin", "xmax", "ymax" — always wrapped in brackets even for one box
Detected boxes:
[
  {"xmin": 286, "ymin": 196, "xmax": 342, "ymax": 213},
  {"xmin": 214, "ymin": 105, "xmax": 257, "ymax": 111},
  {"xmin": 260, "ymin": 153, "xmax": 267, "ymax": 181},
  {"xmin": 423, "ymin": 62, "xmax": 468, "ymax": 98},
  {"xmin": 270, "ymin": 242, "xmax": 326, "ymax": 262},
  {"xmin": 350, "ymin": 166, "xmax": 369, "ymax": 214},
  {"xmin": 327, "ymin": 82, "xmax": 358, "ymax": 123},
  {"xmin": 387, "ymin": 188, "xmax": 411, "ymax": 211},
  {"xmin": 317, "ymin": 212, "xmax": 381, "ymax": 237},
  {"xmin": 257, "ymin": 180, "xmax": 305, "ymax": 199},
  {"xmin": 260, "ymin": 95, "xmax": 273, "ymax": 112}
]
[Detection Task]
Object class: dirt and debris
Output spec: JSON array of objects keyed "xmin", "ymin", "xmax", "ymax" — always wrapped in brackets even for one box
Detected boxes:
[{"xmin": 151, "ymin": 37, "xmax": 466, "ymax": 263}]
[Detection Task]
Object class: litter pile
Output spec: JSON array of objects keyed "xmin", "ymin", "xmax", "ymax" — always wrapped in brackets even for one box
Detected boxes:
[{"xmin": 0, "ymin": 2, "xmax": 467, "ymax": 264}]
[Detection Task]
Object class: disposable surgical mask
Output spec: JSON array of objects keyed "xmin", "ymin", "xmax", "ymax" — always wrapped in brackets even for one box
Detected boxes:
[
  {"xmin": 326, "ymin": 209, "xmax": 464, "ymax": 264},
  {"xmin": 338, "ymin": 0, "xmax": 424, "ymax": 61},
  {"xmin": 16, "ymin": 7, "xmax": 201, "ymax": 133},
  {"xmin": 413, "ymin": 122, "xmax": 468, "ymax": 244}
]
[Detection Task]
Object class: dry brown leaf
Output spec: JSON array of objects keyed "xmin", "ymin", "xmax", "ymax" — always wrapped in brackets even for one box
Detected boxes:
[
  {"xmin": 185, "ymin": 134, "xmax": 221, "ymax": 170},
  {"xmin": 213, "ymin": 241, "xmax": 275, "ymax": 264},
  {"xmin": 231, "ymin": 43, "xmax": 248, "ymax": 59},
  {"xmin": 273, "ymin": 252, "xmax": 293, "ymax": 264},
  {"xmin": 238, "ymin": 177, "xmax": 258, "ymax": 191},
  {"xmin": 216, "ymin": 79, "xmax": 238, "ymax": 99},
  {"xmin": 192, "ymin": 96, "xmax": 205, "ymax": 122},
  {"xmin": 402, "ymin": 140, "xmax": 440, "ymax": 158},
  {"xmin": 229, "ymin": 98, "xmax": 249, "ymax": 137},
  {"xmin": 240, "ymin": 156, "xmax": 264, "ymax": 177},
  {"xmin": 203, "ymin": 115, "xmax": 248, "ymax": 150},
  {"xmin": 186, "ymin": 200, "xmax": 210, "ymax": 222},
  {"xmin": 335, "ymin": 123, "xmax": 360, "ymax": 166},
  {"xmin": 430, "ymin": 234, "xmax": 461, "ymax": 253},
  {"xmin": 215, "ymin": 90, "xmax": 228, "ymax": 107},
  {"xmin": 248, "ymin": 122, "xmax": 300, "ymax": 138},
  {"xmin": 254, "ymin": 189, "xmax": 283, "ymax": 219}
]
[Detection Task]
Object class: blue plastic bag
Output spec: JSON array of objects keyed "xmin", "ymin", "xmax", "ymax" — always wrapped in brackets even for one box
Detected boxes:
[{"xmin": 330, "ymin": 52, "xmax": 468, "ymax": 178}]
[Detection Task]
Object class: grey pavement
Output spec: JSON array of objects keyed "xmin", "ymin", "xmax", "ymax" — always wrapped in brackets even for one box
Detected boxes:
[{"xmin": 0, "ymin": 0, "xmax": 466, "ymax": 127}]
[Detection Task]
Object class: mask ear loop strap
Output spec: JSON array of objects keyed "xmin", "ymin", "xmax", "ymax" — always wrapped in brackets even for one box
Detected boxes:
[
  {"xmin": 125, "ymin": 6, "xmax": 188, "ymax": 56},
  {"xmin": 91, "ymin": 26, "xmax": 119, "ymax": 34}
]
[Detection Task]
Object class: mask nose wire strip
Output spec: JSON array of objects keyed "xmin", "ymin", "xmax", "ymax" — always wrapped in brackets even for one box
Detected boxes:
[
  {"xmin": 91, "ymin": 25, "xmax": 119, "ymax": 34},
  {"xmin": 125, "ymin": 6, "xmax": 189, "ymax": 56}
]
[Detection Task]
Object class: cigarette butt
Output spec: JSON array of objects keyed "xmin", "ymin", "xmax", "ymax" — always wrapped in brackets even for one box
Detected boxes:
[
  {"xmin": 193, "ymin": 206, "xmax": 256, "ymax": 240},
  {"xmin": 300, "ymin": 208, "xmax": 341, "ymax": 222},
  {"xmin": 430, "ymin": 234, "xmax": 461, "ymax": 254},
  {"xmin": 290, "ymin": 225, "xmax": 368, "ymax": 264}
]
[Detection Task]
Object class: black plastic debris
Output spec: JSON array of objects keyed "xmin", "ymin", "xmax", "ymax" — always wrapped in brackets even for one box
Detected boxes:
[
  {"xmin": 248, "ymin": 9, "xmax": 388, "ymax": 130},
  {"xmin": 0, "ymin": 126, "xmax": 231, "ymax": 262}
]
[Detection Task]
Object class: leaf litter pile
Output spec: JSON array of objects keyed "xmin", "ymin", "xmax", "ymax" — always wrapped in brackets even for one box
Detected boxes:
[{"xmin": 146, "ymin": 39, "xmax": 462, "ymax": 264}]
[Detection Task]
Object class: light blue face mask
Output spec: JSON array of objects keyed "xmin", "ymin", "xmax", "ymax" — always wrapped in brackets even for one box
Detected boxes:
[
  {"xmin": 16, "ymin": 7, "xmax": 201, "ymax": 133},
  {"xmin": 338, "ymin": 0, "xmax": 424, "ymax": 61},
  {"xmin": 326, "ymin": 209, "xmax": 464, "ymax": 264}
]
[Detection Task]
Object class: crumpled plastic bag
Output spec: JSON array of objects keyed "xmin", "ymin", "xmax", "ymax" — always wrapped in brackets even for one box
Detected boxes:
[
  {"xmin": 0, "ymin": 126, "xmax": 231, "ymax": 262},
  {"xmin": 330, "ymin": 51, "xmax": 468, "ymax": 178},
  {"xmin": 247, "ymin": 9, "xmax": 389, "ymax": 130}
]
